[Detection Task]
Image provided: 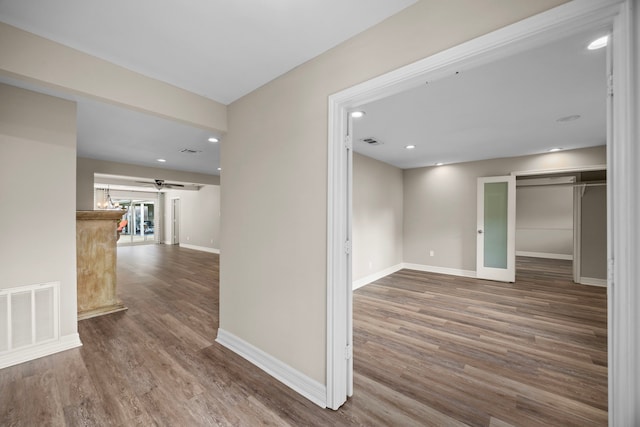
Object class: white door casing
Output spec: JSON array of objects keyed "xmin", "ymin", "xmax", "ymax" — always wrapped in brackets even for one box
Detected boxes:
[
  {"xmin": 172, "ymin": 198, "xmax": 180, "ymax": 245},
  {"xmin": 327, "ymin": 1, "xmax": 638, "ymax": 422}
]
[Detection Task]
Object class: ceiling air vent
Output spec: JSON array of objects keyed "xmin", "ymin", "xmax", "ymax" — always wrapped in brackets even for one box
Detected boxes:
[
  {"xmin": 179, "ymin": 148, "xmax": 202, "ymax": 154},
  {"xmin": 361, "ymin": 137, "xmax": 382, "ymax": 146}
]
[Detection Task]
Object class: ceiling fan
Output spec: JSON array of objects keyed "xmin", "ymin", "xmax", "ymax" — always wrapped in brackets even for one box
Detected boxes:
[{"xmin": 134, "ymin": 179, "xmax": 186, "ymax": 190}]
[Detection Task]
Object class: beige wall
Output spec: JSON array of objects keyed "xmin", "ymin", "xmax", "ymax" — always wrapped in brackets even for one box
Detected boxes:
[
  {"xmin": 220, "ymin": 0, "xmax": 571, "ymax": 384},
  {"xmin": 77, "ymin": 157, "xmax": 220, "ymax": 210},
  {"xmin": 0, "ymin": 83, "xmax": 78, "ymax": 337},
  {"xmin": 516, "ymin": 185, "xmax": 574, "ymax": 256},
  {"xmin": 581, "ymin": 185, "xmax": 607, "ymax": 280},
  {"xmin": 403, "ymin": 146, "xmax": 605, "ymax": 272},
  {"xmin": 164, "ymin": 185, "xmax": 221, "ymax": 250},
  {"xmin": 353, "ymin": 153, "xmax": 403, "ymax": 281},
  {"xmin": 0, "ymin": 22, "xmax": 226, "ymax": 133}
]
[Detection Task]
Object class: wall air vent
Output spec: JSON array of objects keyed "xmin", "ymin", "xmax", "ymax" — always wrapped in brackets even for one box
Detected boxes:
[
  {"xmin": 179, "ymin": 148, "xmax": 202, "ymax": 154},
  {"xmin": 361, "ymin": 137, "xmax": 382, "ymax": 146}
]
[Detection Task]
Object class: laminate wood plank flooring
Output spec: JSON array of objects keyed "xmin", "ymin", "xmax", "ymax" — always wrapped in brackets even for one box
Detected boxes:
[{"xmin": 0, "ymin": 246, "xmax": 607, "ymax": 426}]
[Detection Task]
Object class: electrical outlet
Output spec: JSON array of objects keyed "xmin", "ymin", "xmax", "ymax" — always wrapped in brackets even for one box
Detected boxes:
[
  {"xmin": 368, "ymin": 260, "xmax": 373, "ymax": 269},
  {"xmin": 429, "ymin": 250, "xmax": 435, "ymax": 257},
  {"xmin": 187, "ymin": 236, "xmax": 190, "ymax": 241}
]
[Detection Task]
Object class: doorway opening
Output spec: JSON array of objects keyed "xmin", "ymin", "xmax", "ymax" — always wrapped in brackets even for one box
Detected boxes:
[
  {"xmin": 116, "ymin": 199, "xmax": 157, "ymax": 245},
  {"xmin": 514, "ymin": 168, "xmax": 607, "ymax": 286},
  {"xmin": 327, "ymin": 0, "xmax": 636, "ymax": 421},
  {"xmin": 171, "ymin": 198, "xmax": 180, "ymax": 245}
]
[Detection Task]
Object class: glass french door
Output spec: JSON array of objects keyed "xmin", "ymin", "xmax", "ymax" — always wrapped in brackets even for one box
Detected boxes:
[
  {"xmin": 116, "ymin": 200, "xmax": 156, "ymax": 245},
  {"xmin": 476, "ymin": 176, "xmax": 516, "ymax": 282}
]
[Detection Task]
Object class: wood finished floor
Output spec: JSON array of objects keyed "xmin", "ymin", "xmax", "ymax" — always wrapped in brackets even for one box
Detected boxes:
[{"xmin": 0, "ymin": 245, "xmax": 607, "ymax": 426}]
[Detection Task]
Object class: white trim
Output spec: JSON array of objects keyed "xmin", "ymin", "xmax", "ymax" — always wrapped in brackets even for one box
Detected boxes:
[
  {"xmin": 353, "ymin": 264, "xmax": 403, "ymax": 290},
  {"xmin": 171, "ymin": 197, "xmax": 180, "ymax": 246},
  {"xmin": 328, "ymin": 0, "xmax": 631, "ymax": 415},
  {"xmin": 178, "ymin": 243, "xmax": 220, "ymax": 254},
  {"xmin": 326, "ymin": 101, "xmax": 350, "ymax": 409},
  {"xmin": 354, "ymin": 262, "xmax": 606, "ymax": 288},
  {"xmin": 0, "ymin": 333, "xmax": 82, "ymax": 370},
  {"xmin": 580, "ymin": 277, "xmax": 608, "ymax": 287},
  {"xmin": 608, "ymin": 1, "xmax": 639, "ymax": 424},
  {"xmin": 516, "ymin": 251, "xmax": 573, "ymax": 260},
  {"xmin": 512, "ymin": 164, "xmax": 607, "ymax": 177},
  {"xmin": 573, "ymin": 182, "xmax": 583, "ymax": 283},
  {"xmin": 326, "ymin": 1, "xmax": 621, "ymax": 111},
  {"xmin": 402, "ymin": 263, "xmax": 477, "ymax": 279},
  {"xmin": 216, "ymin": 329, "xmax": 326, "ymax": 408}
]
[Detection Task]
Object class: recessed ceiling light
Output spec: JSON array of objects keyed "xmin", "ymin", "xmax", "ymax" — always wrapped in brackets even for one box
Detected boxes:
[
  {"xmin": 435, "ymin": 162, "xmax": 444, "ymax": 166},
  {"xmin": 156, "ymin": 158, "xmax": 166, "ymax": 163},
  {"xmin": 217, "ymin": 167, "xmax": 222, "ymax": 171},
  {"xmin": 405, "ymin": 145, "xmax": 416, "ymax": 150},
  {"xmin": 208, "ymin": 137, "xmax": 219, "ymax": 143},
  {"xmin": 556, "ymin": 114, "xmax": 581, "ymax": 122},
  {"xmin": 588, "ymin": 35, "xmax": 609, "ymax": 50},
  {"xmin": 350, "ymin": 111, "xmax": 365, "ymax": 118},
  {"xmin": 548, "ymin": 148, "xmax": 563, "ymax": 152}
]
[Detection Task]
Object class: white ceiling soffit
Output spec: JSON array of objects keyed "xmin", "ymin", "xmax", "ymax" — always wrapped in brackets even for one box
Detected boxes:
[
  {"xmin": 77, "ymin": 98, "xmax": 220, "ymax": 175},
  {"xmin": 0, "ymin": 0, "xmax": 416, "ymax": 105},
  {"xmin": 352, "ymin": 29, "xmax": 608, "ymax": 169},
  {"xmin": 0, "ymin": 74, "xmax": 221, "ymax": 176}
]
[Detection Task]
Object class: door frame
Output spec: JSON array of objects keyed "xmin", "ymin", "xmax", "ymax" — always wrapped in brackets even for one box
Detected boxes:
[
  {"xmin": 171, "ymin": 198, "xmax": 180, "ymax": 245},
  {"xmin": 511, "ymin": 164, "xmax": 607, "ymax": 284},
  {"xmin": 327, "ymin": 0, "xmax": 638, "ymax": 422}
]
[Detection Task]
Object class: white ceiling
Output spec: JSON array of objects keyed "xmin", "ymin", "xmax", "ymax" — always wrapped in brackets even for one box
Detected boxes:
[
  {"xmin": 0, "ymin": 0, "xmax": 416, "ymax": 104},
  {"xmin": 0, "ymin": 2, "xmax": 607, "ymax": 180},
  {"xmin": 76, "ymin": 98, "xmax": 220, "ymax": 173},
  {"xmin": 0, "ymin": 0, "xmax": 416, "ymax": 178},
  {"xmin": 0, "ymin": 75, "xmax": 225, "ymax": 175},
  {"xmin": 352, "ymin": 29, "xmax": 608, "ymax": 169}
]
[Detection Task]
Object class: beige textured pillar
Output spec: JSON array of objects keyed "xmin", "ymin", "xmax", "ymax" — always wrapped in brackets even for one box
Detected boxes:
[{"xmin": 76, "ymin": 210, "xmax": 127, "ymax": 320}]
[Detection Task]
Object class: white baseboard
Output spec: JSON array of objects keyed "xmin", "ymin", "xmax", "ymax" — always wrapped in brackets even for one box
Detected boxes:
[
  {"xmin": 516, "ymin": 251, "xmax": 573, "ymax": 260},
  {"xmin": 579, "ymin": 277, "xmax": 607, "ymax": 287},
  {"xmin": 216, "ymin": 328, "xmax": 326, "ymax": 408},
  {"xmin": 402, "ymin": 263, "xmax": 477, "ymax": 279},
  {"xmin": 353, "ymin": 264, "xmax": 403, "ymax": 290},
  {"xmin": 179, "ymin": 243, "xmax": 220, "ymax": 254},
  {"xmin": 0, "ymin": 333, "xmax": 82, "ymax": 370}
]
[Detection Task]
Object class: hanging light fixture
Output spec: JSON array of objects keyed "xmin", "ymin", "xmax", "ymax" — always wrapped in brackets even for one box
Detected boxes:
[{"xmin": 97, "ymin": 186, "xmax": 120, "ymax": 210}]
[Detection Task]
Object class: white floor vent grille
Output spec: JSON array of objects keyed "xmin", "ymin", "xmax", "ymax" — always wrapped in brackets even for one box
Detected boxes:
[{"xmin": 0, "ymin": 282, "xmax": 59, "ymax": 354}]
